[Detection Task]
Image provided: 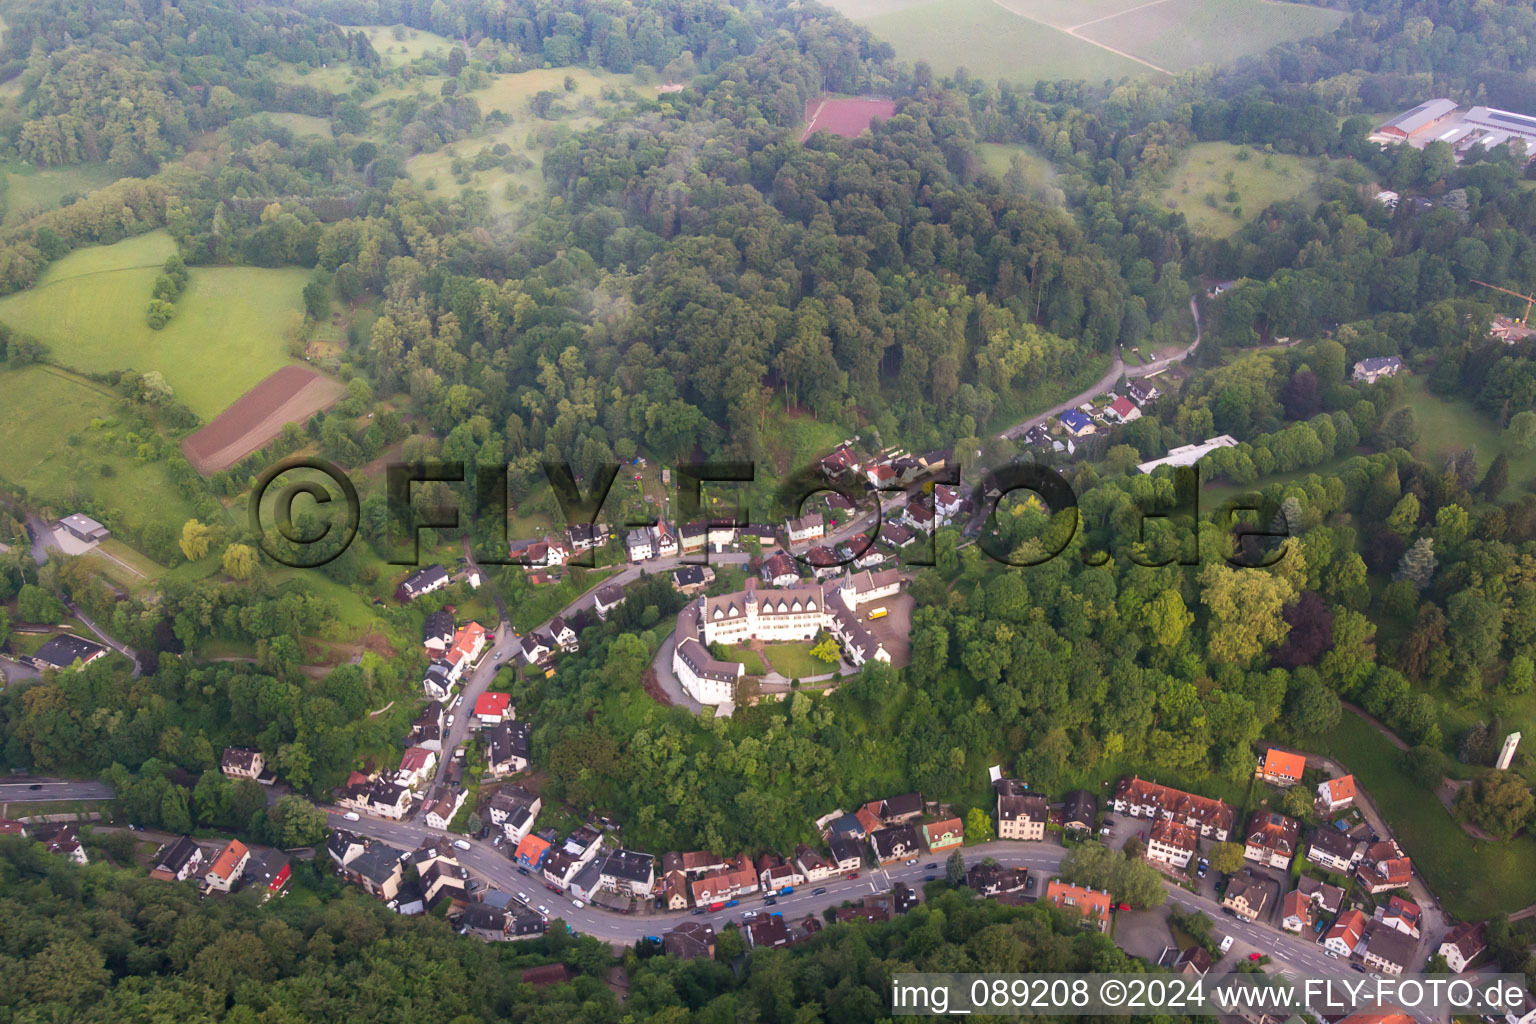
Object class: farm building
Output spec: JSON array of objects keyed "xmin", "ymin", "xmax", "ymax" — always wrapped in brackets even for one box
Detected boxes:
[
  {"xmin": 1376, "ymin": 98, "xmax": 1457, "ymax": 141},
  {"xmin": 58, "ymin": 514, "xmax": 109, "ymax": 543}
]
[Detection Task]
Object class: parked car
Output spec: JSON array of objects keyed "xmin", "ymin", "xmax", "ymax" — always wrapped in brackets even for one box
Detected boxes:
[
  {"xmin": 515, "ymin": 892, "xmax": 529, "ymax": 903},
  {"xmin": 924, "ymin": 863, "xmax": 938, "ymax": 870},
  {"xmin": 848, "ymin": 872, "xmax": 860, "ymax": 880},
  {"xmin": 726, "ymin": 899, "xmax": 739, "ymax": 907},
  {"xmin": 905, "ymin": 858, "xmax": 918, "ymax": 866},
  {"xmin": 763, "ymin": 897, "xmax": 777, "ymax": 906},
  {"xmin": 454, "ymin": 839, "xmax": 472, "ymax": 851},
  {"xmin": 690, "ymin": 907, "xmax": 706, "ymax": 916},
  {"xmin": 1117, "ymin": 903, "xmax": 1131, "ymax": 912},
  {"xmin": 742, "ymin": 910, "xmax": 759, "ymax": 920},
  {"xmin": 1197, "ymin": 859, "xmax": 1209, "ymax": 878},
  {"xmin": 1219, "ymin": 936, "xmax": 1234, "ymax": 955},
  {"xmin": 571, "ymin": 899, "xmax": 585, "ymax": 909},
  {"xmin": 1350, "ymin": 964, "xmax": 1365, "ymax": 973},
  {"xmin": 1248, "ymin": 953, "xmax": 1262, "ymax": 962},
  {"xmin": 537, "ymin": 905, "xmax": 550, "ymax": 917},
  {"xmin": 1024, "ymin": 876, "xmax": 1035, "ymax": 891},
  {"xmin": 343, "ymin": 811, "xmax": 360, "ymax": 821},
  {"xmin": 924, "ymin": 874, "xmax": 937, "ymax": 881}
]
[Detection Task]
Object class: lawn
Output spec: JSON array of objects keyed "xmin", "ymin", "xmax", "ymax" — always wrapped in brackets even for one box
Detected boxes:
[
  {"xmin": 1394, "ymin": 375, "xmax": 1536, "ymax": 488},
  {"xmin": 859, "ymin": 0, "xmax": 1148, "ymax": 83},
  {"xmin": 1158, "ymin": 142, "xmax": 1321, "ymax": 237},
  {"xmin": 0, "ymin": 231, "xmax": 310, "ymax": 419},
  {"xmin": 0, "ymin": 365, "xmax": 196, "ymax": 544},
  {"xmin": 722, "ymin": 644, "xmax": 770, "ymax": 676},
  {"xmin": 762, "ymin": 641, "xmax": 834, "ymax": 680},
  {"xmin": 1076, "ymin": 0, "xmax": 1344, "ymax": 73},
  {"xmin": 1, "ymin": 160, "xmax": 118, "ymax": 227},
  {"xmin": 358, "ymin": 24, "xmax": 460, "ymax": 65},
  {"xmin": 1303, "ymin": 714, "xmax": 1536, "ymax": 920}
]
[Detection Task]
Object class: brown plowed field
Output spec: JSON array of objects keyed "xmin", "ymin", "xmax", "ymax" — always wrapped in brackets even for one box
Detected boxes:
[{"xmin": 181, "ymin": 365, "xmax": 345, "ymax": 474}]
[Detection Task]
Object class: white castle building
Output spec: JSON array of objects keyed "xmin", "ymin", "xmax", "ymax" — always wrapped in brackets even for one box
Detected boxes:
[{"xmin": 671, "ymin": 569, "xmax": 902, "ymax": 706}]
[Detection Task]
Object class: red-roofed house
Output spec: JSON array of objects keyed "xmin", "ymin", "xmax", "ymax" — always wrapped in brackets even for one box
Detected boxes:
[
  {"xmin": 1106, "ymin": 395, "xmax": 1141, "ymax": 423},
  {"xmin": 1357, "ymin": 841, "xmax": 1413, "ymax": 894},
  {"xmin": 1281, "ymin": 888, "xmax": 1315, "ymax": 933},
  {"xmin": 1324, "ymin": 908, "xmax": 1367, "ymax": 958},
  {"xmin": 514, "ymin": 834, "xmax": 551, "ymax": 871},
  {"xmin": 1381, "ymin": 894, "xmax": 1422, "ymax": 938},
  {"xmin": 398, "ymin": 746, "xmax": 438, "ymax": 788},
  {"xmin": 1044, "ymin": 880, "xmax": 1111, "ymax": 931},
  {"xmin": 922, "ymin": 818, "xmax": 963, "ymax": 852},
  {"xmin": 203, "ymin": 838, "xmax": 250, "ymax": 893},
  {"xmin": 445, "ymin": 622, "xmax": 488, "ymax": 678},
  {"xmin": 1316, "ymin": 774, "xmax": 1357, "ymax": 813},
  {"xmin": 1257, "ymin": 747, "xmax": 1307, "ymax": 787},
  {"xmin": 474, "ymin": 692, "xmax": 513, "ymax": 725}
]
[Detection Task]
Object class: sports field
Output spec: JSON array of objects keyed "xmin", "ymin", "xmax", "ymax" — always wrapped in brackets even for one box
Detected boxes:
[
  {"xmin": 1158, "ymin": 142, "xmax": 1321, "ymax": 236},
  {"xmin": 0, "ymin": 231, "xmax": 309, "ymax": 419},
  {"xmin": 841, "ymin": 0, "xmax": 1345, "ymax": 81},
  {"xmin": 0, "ymin": 365, "xmax": 196, "ymax": 545}
]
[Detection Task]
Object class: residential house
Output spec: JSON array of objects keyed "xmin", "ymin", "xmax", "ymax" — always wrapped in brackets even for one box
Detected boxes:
[
  {"xmin": 513, "ymin": 834, "xmax": 551, "ymax": 872},
  {"xmin": 0, "ymin": 819, "xmax": 27, "ymax": 837},
  {"xmin": 1106, "ymin": 395, "xmax": 1141, "ymax": 423},
  {"xmin": 424, "ymin": 788, "xmax": 467, "ymax": 830},
  {"xmin": 59, "ymin": 512, "xmax": 109, "ymax": 543},
  {"xmin": 653, "ymin": 522, "xmax": 679, "ymax": 558},
  {"xmin": 149, "ymin": 836, "xmax": 205, "ymax": 882},
  {"xmin": 869, "ymin": 825, "xmax": 922, "ymax": 866},
  {"xmin": 673, "ymin": 565, "xmax": 715, "ymax": 594},
  {"xmin": 689, "ymin": 855, "xmax": 759, "ymax": 905},
  {"xmin": 1061, "ymin": 790, "xmax": 1097, "ymax": 833},
  {"xmin": 422, "ymin": 661, "xmax": 455, "ymax": 701},
  {"xmin": 933, "ymin": 484, "xmax": 965, "ymax": 523},
  {"xmin": 922, "ymin": 817, "xmax": 964, "ymax": 853},
  {"xmin": 397, "ymin": 746, "xmax": 437, "ymax": 788},
  {"xmin": 242, "ymin": 849, "xmax": 291, "ymax": 901},
  {"xmin": 519, "ymin": 633, "xmax": 552, "ymax": 666},
  {"xmin": 422, "ymin": 609, "xmax": 455, "ymax": 653},
  {"xmin": 367, "ymin": 781, "xmax": 413, "ymax": 820},
  {"xmin": 444, "ymin": 622, "xmax": 488, "ymax": 679},
  {"xmin": 758, "ymin": 856, "xmax": 805, "ymax": 893},
  {"xmin": 865, "ymin": 463, "xmax": 896, "ymax": 488},
  {"xmin": 396, "ymin": 565, "xmax": 450, "ymax": 602},
  {"xmin": 995, "ymin": 781, "xmax": 1049, "ymax": 841},
  {"xmin": 1296, "ymin": 875, "xmax": 1345, "ymax": 915},
  {"xmin": 565, "ymin": 523, "xmax": 605, "ymax": 553},
  {"xmin": 903, "ymin": 502, "xmax": 935, "ymax": 533},
  {"xmin": 600, "ymin": 849, "xmax": 655, "ymax": 897},
  {"xmin": 487, "ymin": 786, "xmax": 541, "ymax": 830},
  {"xmin": 660, "ymin": 870, "xmax": 689, "ymax": 911},
  {"xmin": 593, "ymin": 584, "xmax": 627, "ymax": 620},
  {"xmin": 1044, "ymin": 880, "xmax": 1111, "ymax": 931},
  {"xmin": 1362, "ymin": 925, "xmax": 1416, "ymax": 975},
  {"xmin": 1316, "ymin": 774, "xmax": 1357, "ymax": 814},
  {"xmin": 221, "ymin": 747, "xmax": 265, "ymax": 780},
  {"xmin": 474, "ymin": 692, "xmax": 514, "ymax": 726},
  {"xmin": 32, "ymin": 823, "xmax": 87, "ymax": 864},
  {"xmin": 1244, "ymin": 812, "xmax": 1301, "ymax": 869},
  {"xmin": 1146, "ymin": 819, "xmax": 1199, "ymax": 870},
  {"xmin": 1126, "ymin": 380, "xmax": 1159, "ymax": 406},
  {"xmin": 744, "ymin": 914, "xmax": 793, "ymax": 950},
  {"xmin": 542, "ymin": 849, "xmax": 583, "ymax": 890},
  {"xmin": 1281, "ymin": 888, "xmax": 1316, "ymax": 934},
  {"xmin": 203, "ymin": 839, "xmax": 251, "ymax": 893},
  {"xmin": 881, "ymin": 792, "xmax": 924, "ymax": 824},
  {"xmin": 706, "ymin": 520, "xmax": 738, "ymax": 551},
  {"xmin": 486, "ymin": 721, "xmax": 532, "ymax": 776},
  {"xmin": 326, "ymin": 829, "xmax": 367, "ymax": 869},
  {"xmin": 625, "ymin": 529, "xmax": 654, "ymax": 562},
  {"xmin": 663, "ymin": 921, "xmax": 715, "ymax": 959},
  {"xmin": 346, "ymin": 843, "xmax": 406, "ymax": 901},
  {"xmin": 820, "ymin": 445, "xmax": 860, "ymax": 478},
  {"xmin": 1257, "ymin": 748, "xmax": 1307, "ymax": 787},
  {"xmin": 785, "ymin": 512, "xmax": 824, "ymax": 546},
  {"xmin": 1438, "ymin": 921, "xmax": 1486, "ymax": 972},
  {"xmin": 967, "ymin": 862, "xmax": 1030, "ymax": 898},
  {"xmin": 1058, "ymin": 410, "xmax": 1096, "ymax": 438},
  {"xmin": 1379, "ymin": 895, "xmax": 1422, "ymax": 938},
  {"xmin": 1356, "ymin": 841, "xmax": 1412, "ymax": 894},
  {"xmin": 1324, "ymin": 908, "xmax": 1368, "ymax": 959},
  {"xmin": 459, "ymin": 903, "xmax": 515, "ymax": 940},
  {"xmin": 794, "ymin": 844, "xmax": 834, "ymax": 883},
  {"xmin": 1112, "ymin": 777, "xmax": 1237, "ymax": 840},
  {"xmin": 1221, "ymin": 869, "xmax": 1272, "ymax": 922},
  {"xmin": 679, "ymin": 522, "xmax": 708, "ymax": 555},
  {"xmin": 1307, "ymin": 826, "xmax": 1365, "ymax": 873},
  {"xmin": 762, "ymin": 552, "xmax": 800, "ymax": 587},
  {"xmin": 1353, "ymin": 356, "xmax": 1405, "ymax": 383},
  {"xmin": 1174, "ymin": 946, "xmax": 1212, "ymax": 976},
  {"xmin": 546, "ymin": 616, "xmax": 578, "ymax": 651},
  {"xmin": 408, "ymin": 703, "xmax": 444, "ymax": 751},
  {"xmin": 884, "ymin": 522, "xmax": 917, "ymax": 548},
  {"xmin": 828, "ymin": 833, "xmax": 864, "ymax": 874}
]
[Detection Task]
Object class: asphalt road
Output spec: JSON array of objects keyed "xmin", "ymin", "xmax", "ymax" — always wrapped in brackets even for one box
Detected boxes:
[
  {"xmin": 326, "ymin": 806, "xmax": 1397, "ymax": 995},
  {"xmin": 0, "ymin": 778, "xmax": 116, "ymax": 803}
]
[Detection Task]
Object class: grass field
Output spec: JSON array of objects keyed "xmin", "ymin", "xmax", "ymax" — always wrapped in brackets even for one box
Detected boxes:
[
  {"xmin": 1394, "ymin": 375, "xmax": 1536, "ymax": 487},
  {"xmin": 406, "ymin": 68, "xmax": 635, "ymax": 213},
  {"xmin": 840, "ymin": 0, "xmax": 1342, "ymax": 83},
  {"xmin": 1159, "ymin": 142, "xmax": 1321, "ymax": 236},
  {"xmin": 1075, "ymin": 0, "xmax": 1344, "ymax": 72},
  {"xmin": 0, "ymin": 231, "xmax": 309, "ymax": 419},
  {"xmin": 762, "ymin": 641, "xmax": 831, "ymax": 679},
  {"xmin": 262, "ymin": 113, "xmax": 333, "ymax": 138},
  {"xmin": 1, "ymin": 161, "xmax": 117, "ymax": 227},
  {"xmin": 861, "ymin": 0, "xmax": 1147, "ymax": 83},
  {"xmin": 1305, "ymin": 714, "xmax": 1536, "ymax": 920},
  {"xmin": 359, "ymin": 25, "xmax": 460, "ymax": 65},
  {"xmin": 0, "ymin": 365, "xmax": 196, "ymax": 544},
  {"xmin": 722, "ymin": 644, "xmax": 770, "ymax": 676}
]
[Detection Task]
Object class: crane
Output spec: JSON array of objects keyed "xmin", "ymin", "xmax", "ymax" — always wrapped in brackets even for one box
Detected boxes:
[{"xmin": 1472, "ymin": 279, "xmax": 1536, "ymax": 324}]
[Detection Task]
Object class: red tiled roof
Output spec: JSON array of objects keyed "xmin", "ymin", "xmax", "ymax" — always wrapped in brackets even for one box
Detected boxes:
[
  {"xmin": 1262, "ymin": 748, "xmax": 1306, "ymax": 780},
  {"xmin": 474, "ymin": 692, "xmax": 511, "ymax": 718},
  {"xmin": 207, "ymin": 839, "xmax": 249, "ymax": 881}
]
